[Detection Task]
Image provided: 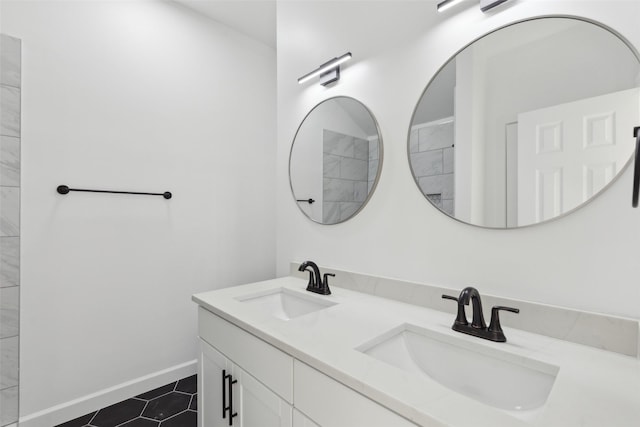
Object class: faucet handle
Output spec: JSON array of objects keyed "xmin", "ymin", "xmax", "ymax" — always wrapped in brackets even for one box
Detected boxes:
[
  {"xmin": 442, "ymin": 294, "xmax": 458, "ymax": 302},
  {"xmin": 322, "ymin": 273, "xmax": 335, "ymax": 286},
  {"xmin": 488, "ymin": 306, "xmax": 520, "ymax": 341},
  {"xmin": 320, "ymin": 273, "xmax": 334, "ymax": 295}
]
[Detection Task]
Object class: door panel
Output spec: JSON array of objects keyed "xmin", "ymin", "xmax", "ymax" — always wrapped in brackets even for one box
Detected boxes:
[
  {"xmin": 200, "ymin": 340, "xmax": 230, "ymax": 427},
  {"xmin": 293, "ymin": 409, "xmax": 320, "ymax": 427},
  {"xmin": 233, "ymin": 365, "xmax": 292, "ymax": 427},
  {"xmin": 517, "ymin": 87, "xmax": 639, "ymax": 225}
]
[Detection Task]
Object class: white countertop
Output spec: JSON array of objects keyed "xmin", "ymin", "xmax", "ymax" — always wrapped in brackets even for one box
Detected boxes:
[{"xmin": 193, "ymin": 277, "xmax": 640, "ymax": 427}]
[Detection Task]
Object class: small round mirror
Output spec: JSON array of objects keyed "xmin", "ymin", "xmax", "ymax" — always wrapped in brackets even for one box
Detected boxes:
[
  {"xmin": 290, "ymin": 97, "xmax": 383, "ymax": 224},
  {"xmin": 409, "ymin": 17, "xmax": 640, "ymax": 228}
]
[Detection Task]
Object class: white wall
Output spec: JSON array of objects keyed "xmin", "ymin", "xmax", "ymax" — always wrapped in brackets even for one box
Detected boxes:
[
  {"xmin": 276, "ymin": 0, "xmax": 640, "ymax": 319},
  {"xmin": 412, "ymin": 59, "xmax": 455, "ymax": 125},
  {"xmin": 1, "ymin": 0, "xmax": 276, "ymax": 423}
]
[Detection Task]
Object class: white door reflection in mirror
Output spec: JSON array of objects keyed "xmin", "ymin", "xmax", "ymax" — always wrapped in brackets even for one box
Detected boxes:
[{"xmin": 517, "ymin": 88, "xmax": 639, "ymax": 225}]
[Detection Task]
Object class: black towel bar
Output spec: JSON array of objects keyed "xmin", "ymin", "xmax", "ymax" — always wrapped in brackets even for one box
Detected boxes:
[
  {"xmin": 296, "ymin": 198, "xmax": 315, "ymax": 204},
  {"xmin": 57, "ymin": 185, "xmax": 172, "ymax": 199}
]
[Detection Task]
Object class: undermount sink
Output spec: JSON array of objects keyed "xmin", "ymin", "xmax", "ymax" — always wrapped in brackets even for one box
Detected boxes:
[
  {"xmin": 236, "ymin": 287, "xmax": 337, "ymax": 321},
  {"xmin": 357, "ymin": 324, "xmax": 558, "ymax": 412}
]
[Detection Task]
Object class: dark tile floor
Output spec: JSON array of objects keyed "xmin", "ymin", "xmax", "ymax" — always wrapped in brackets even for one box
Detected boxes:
[{"xmin": 56, "ymin": 375, "xmax": 197, "ymax": 427}]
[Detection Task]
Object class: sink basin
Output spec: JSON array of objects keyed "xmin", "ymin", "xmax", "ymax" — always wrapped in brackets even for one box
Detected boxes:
[
  {"xmin": 357, "ymin": 324, "xmax": 558, "ymax": 411},
  {"xmin": 236, "ymin": 287, "xmax": 337, "ymax": 321}
]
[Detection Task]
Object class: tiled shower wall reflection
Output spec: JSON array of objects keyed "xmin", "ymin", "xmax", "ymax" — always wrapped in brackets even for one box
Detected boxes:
[
  {"xmin": 1, "ymin": 33, "xmax": 21, "ymax": 427},
  {"xmin": 368, "ymin": 137, "xmax": 379, "ymax": 194},
  {"xmin": 410, "ymin": 119, "xmax": 455, "ymax": 215},
  {"xmin": 323, "ymin": 130, "xmax": 377, "ymax": 223}
]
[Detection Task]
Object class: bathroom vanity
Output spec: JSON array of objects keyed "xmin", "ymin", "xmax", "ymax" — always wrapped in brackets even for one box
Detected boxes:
[{"xmin": 193, "ymin": 275, "xmax": 640, "ymax": 427}]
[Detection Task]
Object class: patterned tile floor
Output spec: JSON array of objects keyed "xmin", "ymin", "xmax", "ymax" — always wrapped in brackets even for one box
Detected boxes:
[{"xmin": 56, "ymin": 375, "xmax": 197, "ymax": 427}]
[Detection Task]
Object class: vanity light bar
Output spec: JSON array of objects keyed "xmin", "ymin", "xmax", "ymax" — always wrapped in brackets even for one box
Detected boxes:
[
  {"xmin": 297, "ymin": 52, "xmax": 352, "ymax": 85},
  {"xmin": 480, "ymin": 0, "xmax": 509, "ymax": 12},
  {"xmin": 436, "ymin": 0, "xmax": 468, "ymax": 12},
  {"xmin": 437, "ymin": 0, "xmax": 510, "ymax": 13}
]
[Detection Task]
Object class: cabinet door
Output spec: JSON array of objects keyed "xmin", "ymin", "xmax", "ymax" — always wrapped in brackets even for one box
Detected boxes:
[
  {"xmin": 232, "ymin": 365, "xmax": 292, "ymax": 427},
  {"xmin": 199, "ymin": 307, "xmax": 294, "ymax": 403},
  {"xmin": 199, "ymin": 339, "xmax": 231, "ymax": 427},
  {"xmin": 293, "ymin": 409, "xmax": 320, "ymax": 427}
]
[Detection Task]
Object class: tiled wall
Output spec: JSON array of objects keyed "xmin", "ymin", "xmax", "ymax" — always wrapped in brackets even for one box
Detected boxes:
[
  {"xmin": 368, "ymin": 136, "xmax": 379, "ymax": 194},
  {"xmin": 322, "ymin": 130, "xmax": 371, "ymax": 223},
  {"xmin": 409, "ymin": 119, "xmax": 455, "ymax": 216},
  {"xmin": 0, "ymin": 33, "xmax": 21, "ymax": 427}
]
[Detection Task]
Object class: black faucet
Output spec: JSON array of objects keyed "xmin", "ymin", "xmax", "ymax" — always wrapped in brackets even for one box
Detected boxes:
[
  {"xmin": 298, "ymin": 261, "xmax": 333, "ymax": 295},
  {"xmin": 442, "ymin": 286, "xmax": 519, "ymax": 342}
]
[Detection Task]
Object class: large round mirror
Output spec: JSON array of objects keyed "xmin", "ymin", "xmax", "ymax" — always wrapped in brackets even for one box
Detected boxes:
[
  {"xmin": 409, "ymin": 18, "xmax": 640, "ymax": 228},
  {"xmin": 290, "ymin": 97, "xmax": 382, "ymax": 224}
]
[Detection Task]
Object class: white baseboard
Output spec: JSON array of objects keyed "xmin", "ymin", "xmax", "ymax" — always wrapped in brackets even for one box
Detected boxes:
[{"xmin": 18, "ymin": 360, "xmax": 197, "ymax": 427}]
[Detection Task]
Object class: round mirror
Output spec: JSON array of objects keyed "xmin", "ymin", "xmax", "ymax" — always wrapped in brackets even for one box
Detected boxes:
[
  {"xmin": 409, "ymin": 18, "xmax": 640, "ymax": 228},
  {"xmin": 290, "ymin": 97, "xmax": 382, "ymax": 224}
]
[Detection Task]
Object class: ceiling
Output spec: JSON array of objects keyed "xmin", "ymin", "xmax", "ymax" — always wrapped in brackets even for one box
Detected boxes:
[
  {"xmin": 172, "ymin": 1, "xmax": 443, "ymax": 53},
  {"xmin": 174, "ymin": 0, "xmax": 276, "ymax": 48}
]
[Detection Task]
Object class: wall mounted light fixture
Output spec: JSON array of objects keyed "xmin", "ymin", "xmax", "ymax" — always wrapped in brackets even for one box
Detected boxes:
[
  {"xmin": 298, "ymin": 52, "xmax": 352, "ymax": 86},
  {"xmin": 479, "ymin": 0, "xmax": 509, "ymax": 12},
  {"xmin": 437, "ymin": 0, "xmax": 509, "ymax": 13},
  {"xmin": 436, "ymin": 0, "xmax": 468, "ymax": 12}
]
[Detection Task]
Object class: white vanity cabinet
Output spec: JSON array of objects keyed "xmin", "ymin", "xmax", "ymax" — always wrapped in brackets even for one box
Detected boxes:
[
  {"xmin": 292, "ymin": 409, "xmax": 320, "ymax": 427},
  {"xmin": 197, "ymin": 306, "xmax": 418, "ymax": 427},
  {"xmin": 194, "ymin": 278, "xmax": 640, "ymax": 427},
  {"xmin": 198, "ymin": 339, "xmax": 227, "ymax": 426},
  {"xmin": 199, "ymin": 339, "xmax": 292, "ymax": 427},
  {"xmin": 198, "ymin": 307, "xmax": 294, "ymax": 427},
  {"xmin": 294, "ymin": 361, "xmax": 418, "ymax": 427}
]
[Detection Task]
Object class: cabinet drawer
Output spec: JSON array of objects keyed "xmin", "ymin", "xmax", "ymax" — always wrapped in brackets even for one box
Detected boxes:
[
  {"xmin": 294, "ymin": 361, "xmax": 418, "ymax": 427},
  {"xmin": 199, "ymin": 307, "xmax": 293, "ymax": 403}
]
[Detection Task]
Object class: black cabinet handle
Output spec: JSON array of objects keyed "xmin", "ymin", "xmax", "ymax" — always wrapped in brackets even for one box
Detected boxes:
[
  {"xmin": 633, "ymin": 127, "xmax": 640, "ymax": 208},
  {"xmin": 227, "ymin": 372, "xmax": 238, "ymax": 426},
  {"xmin": 222, "ymin": 370, "xmax": 238, "ymax": 426},
  {"xmin": 222, "ymin": 369, "xmax": 229, "ymax": 419}
]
